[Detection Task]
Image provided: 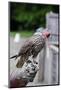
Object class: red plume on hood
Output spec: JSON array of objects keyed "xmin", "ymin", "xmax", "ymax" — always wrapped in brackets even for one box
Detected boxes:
[{"xmin": 42, "ymin": 31, "xmax": 50, "ymax": 38}]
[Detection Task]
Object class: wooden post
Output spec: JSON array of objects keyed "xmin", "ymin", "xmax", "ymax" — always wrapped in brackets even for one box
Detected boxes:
[{"xmin": 38, "ymin": 47, "xmax": 46, "ymax": 82}]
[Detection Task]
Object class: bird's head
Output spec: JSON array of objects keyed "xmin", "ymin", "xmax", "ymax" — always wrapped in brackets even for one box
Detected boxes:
[{"xmin": 34, "ymin": 28, "xmax": 50, "ymax": 38}]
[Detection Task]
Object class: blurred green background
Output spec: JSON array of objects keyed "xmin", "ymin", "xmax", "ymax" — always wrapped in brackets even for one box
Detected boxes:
[{"xmin": 10, "ymin": 2, "xmax": 59, "ymax": 37}]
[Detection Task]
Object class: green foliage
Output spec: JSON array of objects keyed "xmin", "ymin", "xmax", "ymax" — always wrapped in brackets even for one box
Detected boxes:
[
  {"xmin": 10, "ymin": 2, "xmax": 59, "ymax": 31},
  {"xmin": 10, "ymin": 30, "xmax": 34, "ymax": 37}
]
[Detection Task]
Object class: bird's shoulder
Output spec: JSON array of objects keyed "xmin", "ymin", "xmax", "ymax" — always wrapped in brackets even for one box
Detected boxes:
[{"xmin": 19, "ymin": 38, "xmax": 33, "ymax": 54}]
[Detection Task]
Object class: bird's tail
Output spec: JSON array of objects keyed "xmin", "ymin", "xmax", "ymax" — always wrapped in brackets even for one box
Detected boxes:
[
  {"xmin": 16, "ymin": 56, "xmax": 26, "ymax": 68},
  {"xmin": 10, "ymin": 54, "xmax": 18, "ymax": 60}
]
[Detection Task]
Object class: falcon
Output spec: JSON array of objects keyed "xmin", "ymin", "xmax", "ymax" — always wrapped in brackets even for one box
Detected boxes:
[{"xmin": 10, "ymin": 30, "xmax": 50, "ymax": 68}]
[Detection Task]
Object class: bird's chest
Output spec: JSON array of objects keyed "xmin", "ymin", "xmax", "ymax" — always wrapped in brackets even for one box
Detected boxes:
[{"xmin": 31, "ymin": 35, "xmax": 45, "ymax": 52}]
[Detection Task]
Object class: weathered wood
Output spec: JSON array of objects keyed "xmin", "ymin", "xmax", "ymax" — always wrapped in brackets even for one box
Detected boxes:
[{"xmin": 46, "ymin": 11, "xmax": 59, "ymax": 45}]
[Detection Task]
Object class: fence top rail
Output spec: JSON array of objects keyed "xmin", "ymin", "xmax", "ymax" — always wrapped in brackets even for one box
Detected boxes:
[
  {"xmin": 49, "ymin": 45, "xmax": 58, "ymax": 53},
  {"xmin": 50, "ymin": 33, "xmax": 59, "ymax": 36}
]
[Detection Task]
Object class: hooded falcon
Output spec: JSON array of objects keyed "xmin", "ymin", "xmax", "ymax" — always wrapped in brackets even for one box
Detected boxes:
[{"xmin": 10, "ymin": 30, "xmax": 50, "ymax": 68}]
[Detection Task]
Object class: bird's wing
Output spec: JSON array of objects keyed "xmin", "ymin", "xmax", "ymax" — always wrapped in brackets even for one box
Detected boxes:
[
  {"xmin": 16, "ymin": 39, "xmax": 34, "ymax": 68},
  {"xmin": 18, "ymin": 39, "xmax": 33, "ymax": 55}
]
